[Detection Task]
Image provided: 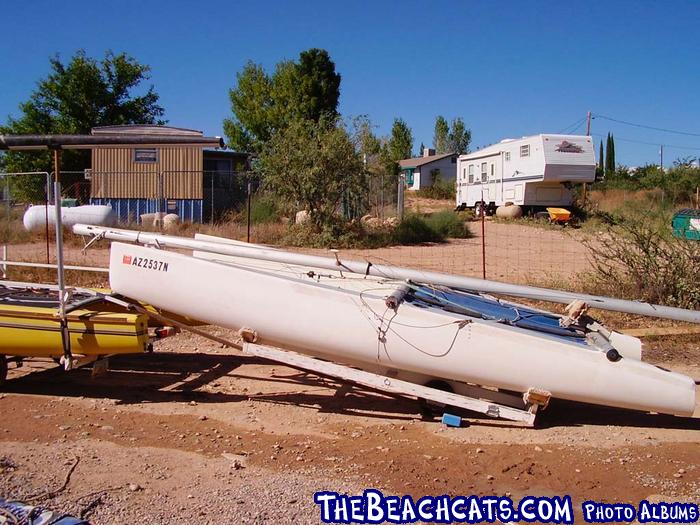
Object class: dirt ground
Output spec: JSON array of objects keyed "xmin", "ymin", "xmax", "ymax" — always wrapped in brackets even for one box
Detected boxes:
[
  {"xmin": 1, "ymin": 330, "xmax": 699, "ymax": 524},
  {"xmin": 1, "ymin": 232, "xmax": 699, "ymax": 524}
]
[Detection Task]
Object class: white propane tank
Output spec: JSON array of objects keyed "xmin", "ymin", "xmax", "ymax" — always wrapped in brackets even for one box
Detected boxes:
[
  {"xmin": 495, "ymin": 203, "xmax": 523, "ymax": 219},
  {"xmin": 23, "ymin": 205, "xmax": 116, "ymax": 231},
  {"xmin": 163, "ymin": 214, "xmax": 180, "ymax": 229}
]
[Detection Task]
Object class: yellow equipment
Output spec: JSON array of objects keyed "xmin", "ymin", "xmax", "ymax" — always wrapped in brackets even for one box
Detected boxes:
[
  {"xmin": 545, "ymin": 207, "xmax": 572, "ymax": 224},
  {"xmin": 0, "ymin": 304, "xmax": 149, "ymax": 358}
]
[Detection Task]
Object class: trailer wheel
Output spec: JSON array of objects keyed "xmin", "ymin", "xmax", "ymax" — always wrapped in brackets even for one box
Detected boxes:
[
  {"xmin": 0, "ymin": 356, "xmax": 7, "ymax": 389},
  {"xmin": 419, "ymin": 380, "xmax": 454, "ymax": 420}
]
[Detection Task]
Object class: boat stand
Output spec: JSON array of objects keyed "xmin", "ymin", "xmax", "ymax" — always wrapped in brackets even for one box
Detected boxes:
[
  {"xmin": 243, "ymin": 343, "xmax": 540, "ymax": 427},
  {"xmin": 112, "ymin": 300, "xmax": 546, "ymax": 426}
]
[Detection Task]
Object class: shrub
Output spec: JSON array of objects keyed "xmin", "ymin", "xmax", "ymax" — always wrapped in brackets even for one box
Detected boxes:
[
  {"xmin": 416, "ymin": 178, "xmax": 456, "ymax": 200},
  {"xmin": 391, "ymin": 215, "xmax": 444, "ymax": 245},
  {"xmin": 424, "ymin": 210, "xmax": 472, "ymax": 239},
  {"xmin": 582, "ymin": 210, "xmax": 700, "ymax": 309},
  {"xmin": 246, "ymin": 195, "xmax": 280, "ymax": 224},
  {"xmin": 280, "ymin": 221, "xmax": 387, "ymax": 249}
]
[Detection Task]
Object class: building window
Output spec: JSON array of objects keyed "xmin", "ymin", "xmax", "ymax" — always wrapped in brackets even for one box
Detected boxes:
[
  {"xmin": 468, "ymin": 164, "xmax": 474, "ymax": 183},
  {"xmin": 490, "ymin": 163, "xmax": 495, "ymax": 179},
  {"xmin": 520, "ymin": 145, "xmax": 530, "ymax": 158},
  {"xmin": 481, "ymin": 162, "xmax": 487, "ymax": 182},
  {"xmin": 504, "ymin": 151, "xmax": 511, "ymax": 161},
  {"xmin": 134, "ymin": 148, "xmax": 158, "ymax": 163}
]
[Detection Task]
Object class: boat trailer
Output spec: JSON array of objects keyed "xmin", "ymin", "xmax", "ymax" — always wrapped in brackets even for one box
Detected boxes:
[{"xmin": 116, "ymin": 300, "xmax": 547, "ymax": 427}]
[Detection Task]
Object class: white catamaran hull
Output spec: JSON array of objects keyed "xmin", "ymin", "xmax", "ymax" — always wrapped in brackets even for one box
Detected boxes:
[{"xmin": 108, "ymin": 242, "xmax": 695, "ymax": 417}]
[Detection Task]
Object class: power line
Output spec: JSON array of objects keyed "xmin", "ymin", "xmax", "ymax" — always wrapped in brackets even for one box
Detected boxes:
[
  {"xmin": 593, "ymin": 114, "xmax": 700, "ymax": 138},
  {"xmin": 557, "ymin": 116, "xmax": 587, "ymax": 134},
  {"xmin": 591, "ymin": 133, "xmax": 700, "ymax": 151}
]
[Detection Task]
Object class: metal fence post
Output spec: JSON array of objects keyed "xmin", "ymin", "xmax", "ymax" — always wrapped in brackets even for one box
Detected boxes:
[
  {"xmin": 158, "ymin": 172, "xmax": 164, "ymax": 230},
  {"xmin": 211, "ymin": 172, "xmax": 215, "ymax": 224},
  {"xmin": 246, "ymin": 177, "xmax": 252, "ymax": 243},
  {"xmin": 397, "ymin": 174, "xmax": 405, "ymax": 221},
  {"xmin": 481, "ymin": 201, "xmax": 486, "ymax": 279},
  {"xmin": 45, "ymin": 172, "xmax": 52, "ymax": 264},
  {"xmin": 1, "ymin": 174, "xmax": 8, "ymax": 278}
]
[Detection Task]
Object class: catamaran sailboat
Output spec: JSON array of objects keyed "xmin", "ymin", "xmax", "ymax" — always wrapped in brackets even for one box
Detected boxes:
[{"xmin": 70, "ymin": 225, "xmax": 697, "ymax": 418}]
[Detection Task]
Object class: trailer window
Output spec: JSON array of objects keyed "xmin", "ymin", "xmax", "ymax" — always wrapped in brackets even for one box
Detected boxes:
[
  {"xmin": 481, "ymin": 162, "xmax": 487, "ymax": 182},
  {"xmin": 490, "ymin": 163, "xmax": 495, "ymax": 179},
  {"xmin": 468, "ymin": 165, "xmax": 474, "ymax": 183},
  {"xmin": 520, "ymin": 145, "xmax": 530, "ymax": 157},
  {"xmin": 504, "ymin": 151, "xmax": 511, "ymax": 161}
]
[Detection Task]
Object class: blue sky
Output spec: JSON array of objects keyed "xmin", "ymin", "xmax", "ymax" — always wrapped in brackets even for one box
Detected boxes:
[{"xmin": 1, "ymin": 0, "xmax": 699, "ymax": 166}]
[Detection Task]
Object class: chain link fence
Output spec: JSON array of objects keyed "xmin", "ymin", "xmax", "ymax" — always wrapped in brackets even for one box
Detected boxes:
[{"xmin": 1, "ymin": 168, "xmax": 596, "ymax": 291}]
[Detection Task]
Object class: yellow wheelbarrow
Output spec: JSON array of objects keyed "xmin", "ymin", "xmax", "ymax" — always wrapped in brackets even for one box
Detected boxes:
[{"xmin": 534, "ymin": 207, "xmax": 573, "ymax": 225}]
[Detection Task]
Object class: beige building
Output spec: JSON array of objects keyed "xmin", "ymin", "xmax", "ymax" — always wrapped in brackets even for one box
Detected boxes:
[{"xmin": 89, "ymin": 125, "xmax": 247, "ymax": 222}]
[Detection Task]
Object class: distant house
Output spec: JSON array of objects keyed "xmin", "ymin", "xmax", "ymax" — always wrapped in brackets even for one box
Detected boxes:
[
  {"xmin": 89, "ymin": 124, "xmax": 248, "ymax": 223},
  {"xmin": 398, "ymin": 149, "xmax": 458, "ymax": 190}
]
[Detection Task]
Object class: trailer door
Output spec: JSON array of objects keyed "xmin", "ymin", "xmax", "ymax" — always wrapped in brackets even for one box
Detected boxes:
[{"xmin": 488, "ymin": 157, "xmax": 500, "ymax": 205}]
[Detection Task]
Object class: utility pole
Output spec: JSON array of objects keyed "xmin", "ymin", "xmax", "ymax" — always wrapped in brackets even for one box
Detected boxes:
[
  {"xmin": 659, "ymin": 145, "xmax": 664, "ymax": 169},
  {"xmin": 583, "ymin": 111, "xmax": 592, "ymax": 204},
  {"xmin": 586, "ymin": 111, "xmax": 592, "ymax": 136}
]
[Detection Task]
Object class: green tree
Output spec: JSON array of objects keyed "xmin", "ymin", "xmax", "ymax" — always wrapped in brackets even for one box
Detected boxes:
[
  {"xmin": 447, "ymin": 117, "xmax": 471, "ymax": 154},
  {"xmin": 224, "ymin": 48, "xmax": 341, "ymax": 154},
  {"xmin": 222, "ymin": 62, "xmax": 273, "ymax": 154},
  {"xmin": 419, "ymin": 142, "xmax": 425, "ymax": 157},
  {"xmin": 610, "ymin": 133, "xmax": 616, "ymax": 171},
  {"xmin": 596, "ymin": 140, "xmax": 604, "ymax": 180},
  {"xmin": 388, "ymin": 118, "xmax": 413, "ymax": 161},
  {"xmin": 605, "ymin": 133, "xmax": 616, "ymax": 176},
  {"xmin": 433, "ymin": 116, "xmax": 449, "ymax": 153},
  {"xmin": 293, "ymin": 49, "xmax": 341, "ymax": 122},
  {"xmin": 259, "ymin": 117, "xmax": 363, "ymax": 231},
  {"xmin": 1, "ymin": 50, "xmax": 165, "ymax": 201}
]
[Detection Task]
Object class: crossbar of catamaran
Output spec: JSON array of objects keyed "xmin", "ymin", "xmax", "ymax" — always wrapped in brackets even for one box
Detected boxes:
[{"xmin": 64, "ymin": 223, "xmax": 697, "ymax": 421}]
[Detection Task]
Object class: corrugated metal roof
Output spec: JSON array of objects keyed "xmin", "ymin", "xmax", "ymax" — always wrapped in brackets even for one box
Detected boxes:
[
  {"xmin": 91, "ymin": 125, "xmax": 203, "ymax": 136},
  {"xmin": 399, "ymin": 152, "xmax": 456, "ymax": 169}
]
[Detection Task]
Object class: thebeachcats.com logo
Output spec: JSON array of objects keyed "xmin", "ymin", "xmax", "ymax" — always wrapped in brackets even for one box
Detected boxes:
[{"xmin": 313, "ymin": 490, "xmax": 699, "ymax": 524}]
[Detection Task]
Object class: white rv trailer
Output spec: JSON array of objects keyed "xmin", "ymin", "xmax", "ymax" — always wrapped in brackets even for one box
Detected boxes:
[{"xmin": 456, "ymin": 134, "xmax": 596, "ymax": 211}]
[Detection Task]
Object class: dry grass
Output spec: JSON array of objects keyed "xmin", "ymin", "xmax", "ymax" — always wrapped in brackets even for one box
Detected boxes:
[
  {"xmin": 4, "ymin": 266, "xmax": 109, "ymax": 288},
  {"xmin": 404, "ymin": 194, "xmax": 455, "ymax": 214},
  {"xmin": 587, "ymin": 188, "xmax": 696, "ymax": 213}
]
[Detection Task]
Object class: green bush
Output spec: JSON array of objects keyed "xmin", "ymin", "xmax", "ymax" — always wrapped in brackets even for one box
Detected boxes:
[
  {"xmin": 391, "ymin": 215, "xmax": 444, "ymax": 244},
  {"xmin": 247, "ymin": 195, "xmax": 280, "ymax": 224},
  {"xmin": 416, "ymin": 178, "xmax": 456, "ymax": 200},
  {"xmin": 276, "ymin": 213, "xmax": 471, "ymax": 248},
  {"xmin": 424, "ymin": 210, "xmax": 472, "ymax": 238},
  {"xmin": 582, "ymin": 210, "xmax": 700, "ymax": 309}
]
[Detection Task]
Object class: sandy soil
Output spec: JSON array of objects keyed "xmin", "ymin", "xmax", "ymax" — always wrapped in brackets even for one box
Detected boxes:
[
  {"xmin": 1, "ymin": 231, "xmax": 698, "ymax": 524},
  {"xmin": 2, "ymin": 327, "xmax": 699, "ymax": 523}
]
